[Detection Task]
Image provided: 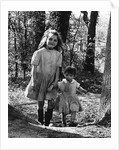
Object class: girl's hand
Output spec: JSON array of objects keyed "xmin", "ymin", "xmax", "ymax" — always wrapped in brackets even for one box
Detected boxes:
[
  {"xmin": 31, "ymin": 81, "xmax": 35, "ymax": 87},
  {"xmin": 47, "ymin": 84, "xmax": 54, "ymax": 92},
  {"xmin": 31, "ymin": 80, "xmax": 36, "ymax": 86},
  {"xmin": 31, "ymin": 79, "xmax": 37, "ymax": 90}
]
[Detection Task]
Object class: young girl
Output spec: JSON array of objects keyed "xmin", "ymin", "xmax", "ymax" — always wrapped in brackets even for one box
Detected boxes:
[
  {"xmin": 25, "ymin": 29, "xmax": 63, "ymax": 126},
  {"xmin": 57, "ymin": 66, "xmax": 87, "ymax": 127}
]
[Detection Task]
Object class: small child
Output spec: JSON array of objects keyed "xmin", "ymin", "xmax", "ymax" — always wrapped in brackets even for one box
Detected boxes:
[{"xmin": 57, "ymin": 66, "xmax": 87, "ymax": 127}]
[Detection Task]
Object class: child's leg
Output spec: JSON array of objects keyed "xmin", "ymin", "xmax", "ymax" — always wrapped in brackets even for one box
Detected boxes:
[
  {"xmin": 45, "ymin": 100, "xmax": 54, "ymax": 126},
  {"xmin": 61, "ymin": 112, "xmax": 67, "ymax": 126},
  {"xmin": 69, "ymin": 111, "xmax": 78, "ymax": 127},
  {"xmin": 70, "ymin": 111, "xmax": 76, "ymax": 122},
  {"xmin": 37, "ymin": 101, "xmax": 44, "ymax": 125}
]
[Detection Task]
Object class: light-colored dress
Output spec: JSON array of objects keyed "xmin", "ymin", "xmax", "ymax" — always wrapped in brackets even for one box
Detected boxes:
[
  {"xmin": 25, "ymin": 47, "xmax": 62, "ymax": 101},
  {"xmin": 58, "ymin": 79, "xmax": 83, "ymax": 114}
]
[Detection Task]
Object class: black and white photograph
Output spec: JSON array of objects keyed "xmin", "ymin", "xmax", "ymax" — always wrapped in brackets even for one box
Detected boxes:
[
  {"xmin": 8, "ymin": 10, "xmax": 111, "ymax": 136},
  {"xmin": 0, "ymin": 0, "xmax": 119, "ymax": 150}
]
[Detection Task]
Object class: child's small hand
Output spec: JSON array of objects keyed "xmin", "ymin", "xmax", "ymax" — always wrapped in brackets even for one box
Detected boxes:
[
  {"xmin": 58, "ymin": 112, "xmax": 62, "ymax": 117},
  {"xmin": 47, "ymin": 84, "xmax": 54, "ymax": 92},
  {"xmin": 31, "ymin": 79, "xmax": 37, "ymax": 88}
]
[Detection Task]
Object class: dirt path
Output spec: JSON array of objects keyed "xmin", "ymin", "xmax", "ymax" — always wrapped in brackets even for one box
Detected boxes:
[
  {"xmin": 8, "ymin": 116, "xmax": 110, "ymax": 138},
  {"xmin": 8, "ymin": 93, "xmax": 111, "ymax": 138}
]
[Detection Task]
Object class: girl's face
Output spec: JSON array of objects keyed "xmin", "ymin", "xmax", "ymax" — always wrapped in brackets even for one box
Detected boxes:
[
  {"xmin": 46, "ymin": 33, "xmax": 58, "ymax": 50},
  {"xmin": 64, "ymin": 73, "xmax": 74, "ymax": 82}
]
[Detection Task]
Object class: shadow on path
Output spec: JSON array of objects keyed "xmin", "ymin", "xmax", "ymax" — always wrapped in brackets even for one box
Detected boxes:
[{"xmin": 8, "ymin": 105, "xmax": 92, "ymax": 138}]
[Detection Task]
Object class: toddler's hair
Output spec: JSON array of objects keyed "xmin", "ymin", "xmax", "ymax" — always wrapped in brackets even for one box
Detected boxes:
[{"xmin": 64, "ymin": 66, "xmax": 77, "ymax": 76}]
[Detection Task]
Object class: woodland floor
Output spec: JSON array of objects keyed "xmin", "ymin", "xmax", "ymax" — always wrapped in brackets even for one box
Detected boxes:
[{"xmin": 8, "ymin": 72, "xmax": 111, "ymax": 138}]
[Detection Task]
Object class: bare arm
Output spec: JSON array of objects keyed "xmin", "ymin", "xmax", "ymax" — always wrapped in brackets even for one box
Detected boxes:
[
  {"xmin": 53, "ymin": 67, "xmax": 60, "ymax": 86},
  {"xmin": 77, "ymin": 86, "xmax": 87, "ymax": 94},
  {"xmin": 47, "ymin": 67, "xmax": 60, "ymax": 91},
  {"xmin": 31, "ymin": 65, "xmax": 37, "ymax": 86}
]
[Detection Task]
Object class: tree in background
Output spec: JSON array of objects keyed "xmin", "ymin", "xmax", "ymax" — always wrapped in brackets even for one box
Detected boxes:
[
  {"xmin": 47, "ymin": 11, "xmax": 71, "ymax": 43},
  {"xmin": 81, "ymin": 11, "xmax": 89, "ymax": 27},
  {"xmin": 97, "ymin": 15, "xmax": 111, "ymax": 125},
  {"xmin": 8, "ymin": 11, "xmax": 45, "ymax": 79},
  {"xmin": 66, "ymin": 13, "xmax": 86, "ymax": 67},
  {"xmin": 8, "ymin": 11, "xmax": 19, "ymax": 78},
  {"xmin": 8, "ymin": 11, "xmax": 109, "ymax": 81},
  {"xmin": 32, "ymin": 11, "xmax": 45, "ymax": 50},
  {"xmin": 82, "ymin": 11, "xmax": 98, "ymax": 74}
]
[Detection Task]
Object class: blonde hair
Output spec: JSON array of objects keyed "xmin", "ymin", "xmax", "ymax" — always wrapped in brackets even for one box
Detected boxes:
[{"xmin": 38, "ymin": 29, "xmax": 63, "ymax": 52}]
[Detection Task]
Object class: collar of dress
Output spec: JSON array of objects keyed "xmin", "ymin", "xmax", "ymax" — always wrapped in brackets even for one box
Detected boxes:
[{"xmin": 62, "ymin": 79, "xmax": 75, "ymax": 84}]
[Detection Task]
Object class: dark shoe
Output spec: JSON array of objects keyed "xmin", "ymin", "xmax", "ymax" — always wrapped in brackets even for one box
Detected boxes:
[{"xmin": 38, "ymin": 109, "xmax": 44, "ymax": 125}]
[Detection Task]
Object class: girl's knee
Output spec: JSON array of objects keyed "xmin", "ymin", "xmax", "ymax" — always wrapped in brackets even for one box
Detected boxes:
[
  {"xmin": 37, "ymin": 99, "xmax": 55, "ymax": 110},
  {"xmin": 37, "ymin": 101, "xmax": 44, "ymax": 109}
]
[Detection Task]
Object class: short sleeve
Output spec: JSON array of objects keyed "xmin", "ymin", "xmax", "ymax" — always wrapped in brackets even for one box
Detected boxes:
[
  {"xmin": 57, "ymin": 53, "xmax": 62, "ymax": 67},
  {"xmin": 31, "ymin": 51, "xmax": 40, "ymax": 66}
]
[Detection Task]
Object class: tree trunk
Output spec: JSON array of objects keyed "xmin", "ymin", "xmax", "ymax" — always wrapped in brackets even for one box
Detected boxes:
[
  {"xmin": 14, "ymin": 32, "xmax": 18, "ymax": 78},
  {"xmin": 15, "ymin": 62, "xmax": 18, "ymax": 78},
  {"xmin": 84, "ymin": 11, "xmax": 98, "ymax": 74},
  {"xmin": 34, "ymin": 11, "xmax": 45, "ymax": 50},
  {"xmin": 97, "ymin": 15, "xmax": 111, "ymax": 125},
  {"xmin": 70, "ymin": 25, "xmax": 80, "ymax": 66},
  {"xmin": 87, "ymin": 11, "xmax": 98, "ymax": 44},
  {"xmin": 49, "ymin": 11, "xmax": 71, "ymax": 43},
  {"xmin": 81, "ymin": 11, "xmax": 88, "ymax": 27},
  {"xmin": 21, "ymin": 14, "xmax": 28, "ymax": 79}
]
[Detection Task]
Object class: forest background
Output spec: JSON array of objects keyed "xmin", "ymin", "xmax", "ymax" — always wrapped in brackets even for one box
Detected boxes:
[
  {"xmin": 8, "ymin": 10, "xmax": 111, "ymax": 131},
  {"xmin": 0, "ymin": 0, "xmax": 119, "ymax": 149}
]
